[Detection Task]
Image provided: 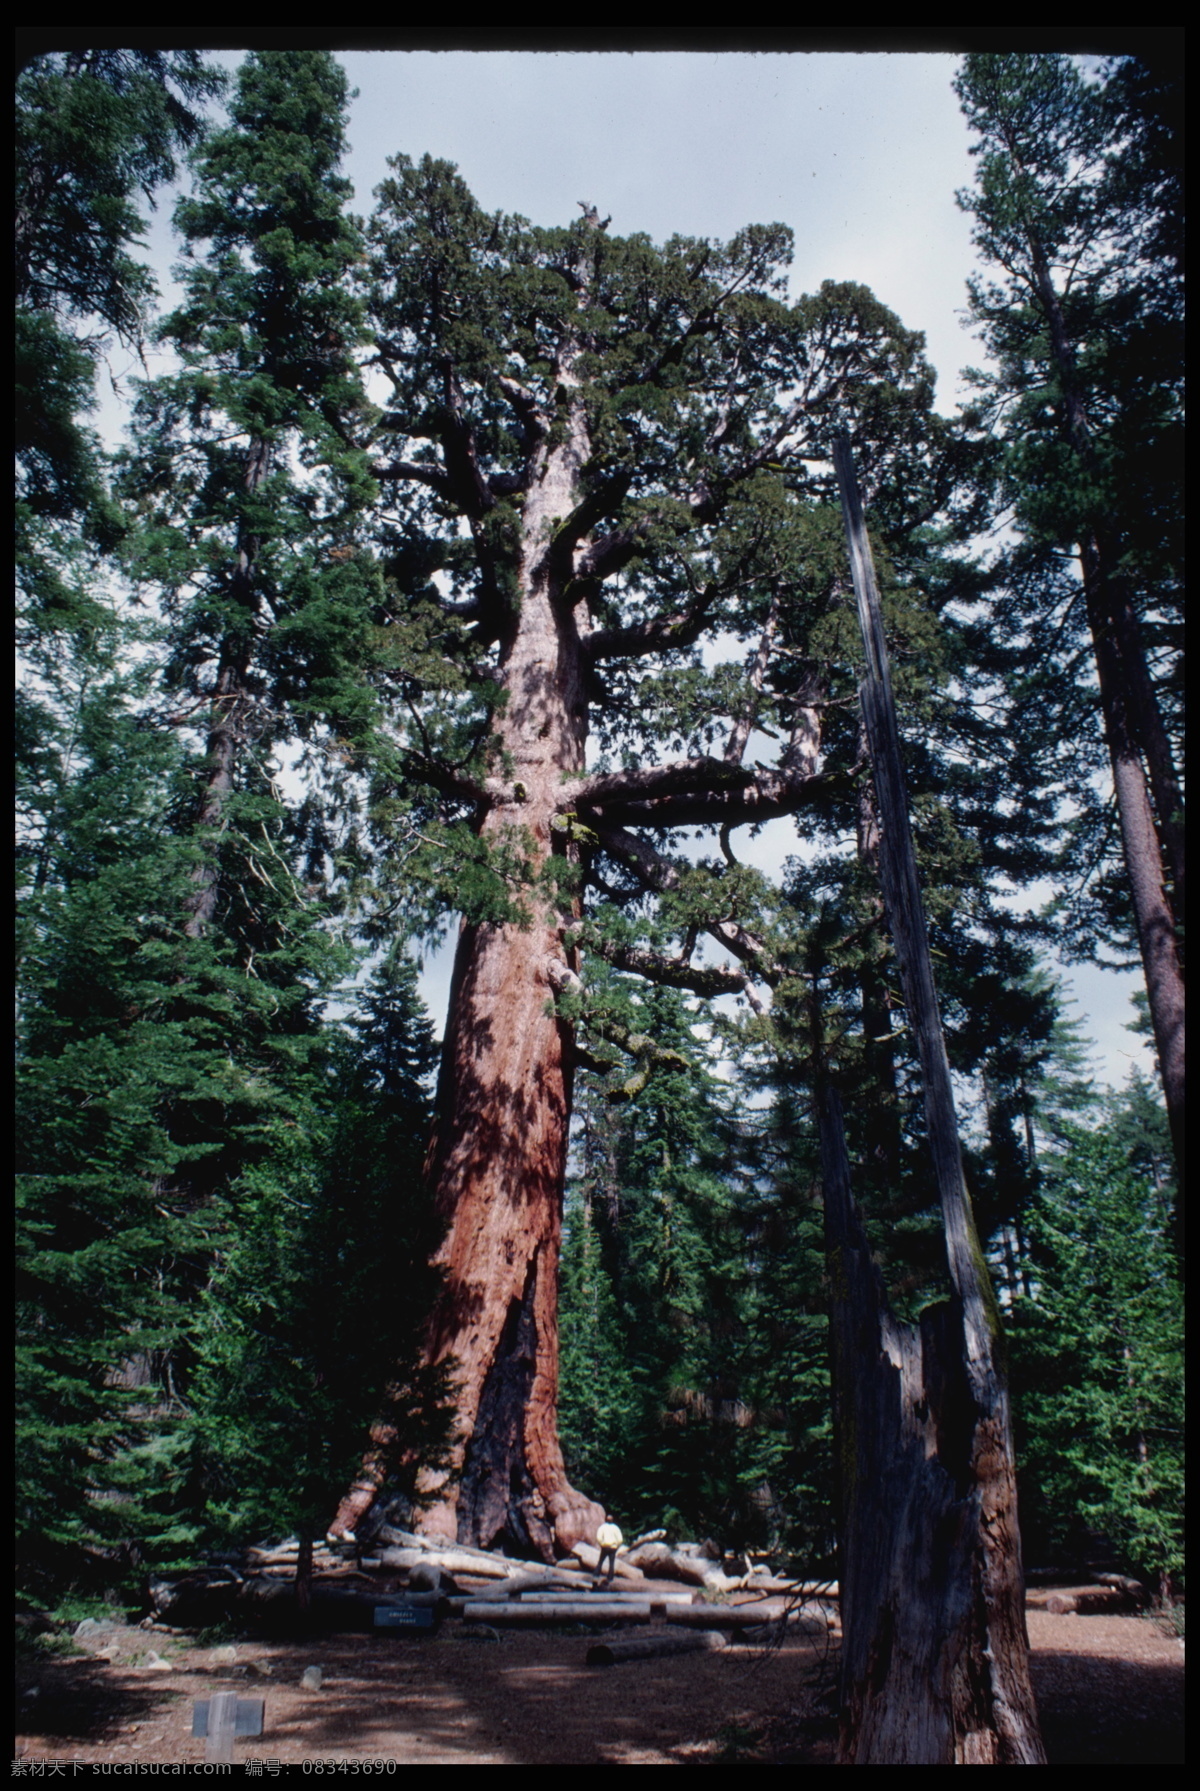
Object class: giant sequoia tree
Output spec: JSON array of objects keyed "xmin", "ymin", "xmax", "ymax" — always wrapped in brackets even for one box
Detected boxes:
[{"xmin": 328, "ymin": 158, "xmax": 964, "ymax": 1557}]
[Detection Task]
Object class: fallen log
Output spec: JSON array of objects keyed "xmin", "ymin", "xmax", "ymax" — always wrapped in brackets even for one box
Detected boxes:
[
  {"xmin": 1096, "ymin": 1574, "xmax": 1148, "ymax": 1606},
  {"xmin": 460, "ymin": 1597, "xmax": 828, "ymax": 1630},
  {"xmin": 622, "ymin": 1542, "xmax": 744, "ymax": 1592},
  {"xmin": 586, "ymin": 1630, "xmax": 728, "ymax": 1666},
  {"xmin": 149, "ymin": 1568, "xmax": 242, "ymax": 1627},
  {"xmin": 500, "ymin": 1568, "xmax": 596, "ymax": 1596},
  {"xmin": 378, "ymin": 1546, "xmax": 515, "ymax": 1581},
  {"xmin": 1043, "ymin": 1588, "xmax": 1140, "ymax": 1616},
  {"xmin": 666, "ymin": 1601, "xmax": 828, "ymax": 1631},
  {"xmin": 376, "ymin": 1527, "xmax": 520, "ymax": 1567},
  {"xmin": 463, "ymin": 1600, "xmax": 654, "ymax": 1624},
  {"xmin": 246, "ymin": 1544, "xmax": 344, "ymax": 1570},
  {"xmin": 517, "ymin": 1587, "xmax": 695, "ymax": 1605}
]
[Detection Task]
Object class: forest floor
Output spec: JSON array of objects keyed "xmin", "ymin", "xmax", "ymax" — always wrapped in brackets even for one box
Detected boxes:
[{"xmin": 15, "ymin": 1594, "xmax": 1184, "ymax": 1767}]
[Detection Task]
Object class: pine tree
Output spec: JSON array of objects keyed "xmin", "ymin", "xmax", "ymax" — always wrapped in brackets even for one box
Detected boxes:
[
  {"xmin": 189, "ymin": 953, "xmax": 448, "ymax": 1602},
  {"xmin": 118, "ymin": 49, "xmax": 383, "ymax": 941},
  {"xmin": 15, "ymin": 644, "xmax": 214, "ymax": 1595},
  {"xmin": 16, "ymin": 50, "xmax": 223, "ymax": 648},
  {"xmin": 954, "ymin": 54, "xmax": 1185, "ymax": 1204},
  {"xmin": 1009, "ymin": 1093, "xmax": 1183, "ymax": 1595}
]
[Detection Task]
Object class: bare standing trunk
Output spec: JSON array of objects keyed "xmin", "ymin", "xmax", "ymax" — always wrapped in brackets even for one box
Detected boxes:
[
  {"xmin": 855, "ymin": 752, "xmax": 902, "ymax": 1200},
  {"xmin": 828, "ymin": 439, "xmax": 1044, "ymax": 1763},
  {"xmin": 818, "ymin": 1072, "xmax": 1042, "ymax": 1762}
]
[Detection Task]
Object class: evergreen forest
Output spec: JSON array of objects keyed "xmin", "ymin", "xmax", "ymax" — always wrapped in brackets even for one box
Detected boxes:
[{"xmin": 16, "ymin": 44, "xmax": 1183, "ymax": 1659}]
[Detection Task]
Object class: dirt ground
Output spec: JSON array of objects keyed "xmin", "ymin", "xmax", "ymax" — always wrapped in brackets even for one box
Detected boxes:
[{"xmin": 15, "ymin": 1599, "xmax": 1184, "ymax": 1767}]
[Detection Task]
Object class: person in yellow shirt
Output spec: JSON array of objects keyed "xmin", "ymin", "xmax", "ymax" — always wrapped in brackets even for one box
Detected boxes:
[{"xmin": 596, "ymin": 1521, "xmax": 623, "ymax": 1585}]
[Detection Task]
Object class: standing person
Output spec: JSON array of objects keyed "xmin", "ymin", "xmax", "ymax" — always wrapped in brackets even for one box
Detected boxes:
[{"xmin": 596, "ymin": 1521, "xmax": 623, "ymax": 1585}]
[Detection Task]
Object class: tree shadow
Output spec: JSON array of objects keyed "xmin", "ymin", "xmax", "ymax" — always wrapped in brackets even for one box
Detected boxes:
[{"xmin": 1032, "ymin": 1649, "xmax": 1184, "ymax": 1765}]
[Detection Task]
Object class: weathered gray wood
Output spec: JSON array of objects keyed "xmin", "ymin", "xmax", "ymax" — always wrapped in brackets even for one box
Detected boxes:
[
  {"xmin": 517, "ymin": 1587, "xmax": 694, "ymax": 1604},
  {"xmin": 664, "ymin": 1600, "xmax": 825, "ymax": 1630},
  {"xmin": 500, "ymin": 1567, "xmax": 595, "ymax": 1596},
  {"xmin": 827, "ymin": 438, "xmax": 1044, "ymax": 1766},
  {"xmin": 205, "ymin": 1690, "xmax": 238, "ymax": 1764},
  {"xmin": 378, "ymin": 1545, "xmax": 514, "ymax": 1580},
  {"xmin": 459, "ymin": 1598, "xmax": 792, "ymax": 1628},
  {"xmin": 834, "ymin": 436, "xmax": 992, "ymax": 1346}
]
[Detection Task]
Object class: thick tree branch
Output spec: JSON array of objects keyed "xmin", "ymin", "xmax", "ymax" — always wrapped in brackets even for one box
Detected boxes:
[
  {"xmin": 573, "ymin": 682, "xmax": 835, "ymax": 830},
  {"xmin": 439, "ymin": 357, "xmax": 495, "ymax": 520},
  {"xmin": 587, "ymin": 824, "xmax": 776, "ymax": 1002},
  {"xmin": 545, "ymin": 958, "xmax": 695, "ymax": 1094},
  {"xmin": 551, "ymin": 470, "xmax": 636, "ymax": 584},
  {"xmin": 496, "ymin": 374, "xmax": 549, "ymax": 447},
  {"xmin": 574, "ymin": 925, "xmax": 761, "ymax": 1003},
  {"xmin": 373, "ymin": 456, "xmax": 453, "ymax": 499},
  {"xmin": 399, "ymin": 754, "xmax": 497, "ymax": 809},
  {"xmin": 579, "ymin": 761, "xmax": 846, "ymax": 832},
  {"xmin": 571, "ymin": 755, "xmax": 754, "ymax": 810},
  {"xmin": 584, "ymin": 596, "xmax": 716, "ymax": 662}
]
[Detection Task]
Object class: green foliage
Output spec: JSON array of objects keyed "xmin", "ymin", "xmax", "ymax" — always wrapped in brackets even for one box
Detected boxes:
[
  {"xmin": 15, "ymin": 53, "xmax": 408, "ymax": 1597},
  {"xmin": 19, "ymin": 54, "xmax": 1182, "ymax": 1618},
  {"xmin": 16, "ymin": 49, "xmax": 223, "ymax": 336},
  {"xmin": 189, "ymin": 951, "xmax": 450, "ymax": 1548},
  {"xmin": 953, "ymin": 53, "xmax": 1183, "ymax": 960},
  {"xmin": 559, "ymin": 1001, "xmax": 832, "ymax": 1562},
  {"xmin": 16, "ymin": 50, "xmax": 223, "ymax": 654},
  {"xmin": 15, "ymin": 646, "xmax": 216, "ymax": 1595},
  {"xmin": 1009, "ymin": 1094, "xmax": 1183, "ymax": 1587},
  {"xmin": 118, "ymin": 49, "xmax": 386, "ymax": 793}
]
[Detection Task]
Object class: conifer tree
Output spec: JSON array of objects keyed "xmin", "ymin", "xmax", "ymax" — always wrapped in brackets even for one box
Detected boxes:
[
  {"xmin": 16, "ymin": 50, "xmax": 388, "ymax": 1596},
  {"xmin": 15, "ymin": 47, "xmax": 226, "ymax": 1598},
  {"xmin": 954, "ymin": 53, "xmax": 1185, "ymax": 1203},
  {"xmin": 119, "ymin": 49, "xmax": 382, "ymax": 940},
  {"xmin": 189, "ymin": 953, "xmax": 447, "ymax": 1603},
  {"xmin": 16, "ymin": 643, "xmax": 213, "ymax": 1594},
  {"xmin": 16, "ymin": 49, "xmax": 223, "ymax": 648},
  {"xmin": 1009, "ymin": 1092, "xmax": 1183, "ymax": 1596}
]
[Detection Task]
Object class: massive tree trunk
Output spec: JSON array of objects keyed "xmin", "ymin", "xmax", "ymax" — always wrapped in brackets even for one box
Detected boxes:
[{"xmin": 331, "ymin": 314, "xmax": 604, "ymax": 1561}]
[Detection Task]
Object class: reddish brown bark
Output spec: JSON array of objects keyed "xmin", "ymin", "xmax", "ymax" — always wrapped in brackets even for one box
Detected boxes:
[
  {"xmin": 1079, "ymin": 532, "xmax": 1186, "ymax": 1214},
  {"xmin": 1023, "ymin": 242, "xmax": 1185, "ymax": 1198},
  {"xmin": 332, "ymin": 286, "xmax": 606, "ymax": 1559}
]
